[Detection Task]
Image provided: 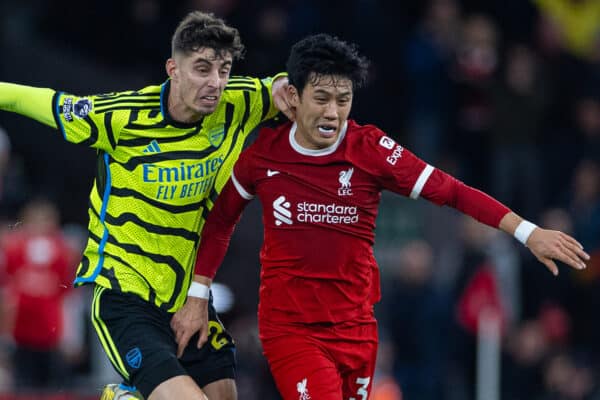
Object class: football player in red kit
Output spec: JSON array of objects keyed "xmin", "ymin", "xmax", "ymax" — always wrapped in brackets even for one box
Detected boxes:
[{"xmin": 175, "ymin": 34, "xmax": 589, "ymax": 400}]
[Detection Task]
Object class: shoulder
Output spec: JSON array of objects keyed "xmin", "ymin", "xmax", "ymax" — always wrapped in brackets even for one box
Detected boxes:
[
  {"xmin": 223, "ymin": 76, "xmax": 261, "ymax": 99},
  {"xmin": 90, "ymin": 84, "xmax": 161, "ymax": 112},
  {"xmin": 344, "ymin": 120, "xmax": 392, "ymax": 149},
  {"xmin": 343, "ymin": 120, "xmax": 409, "ymax": 169},
  {"xmin": 256, "ymin": 121, "xmax": 292, "ymax": 145},
  {"xmin": 93, "ymin": 83, "xmax": 162, "ymax": 99},
  {"xmin": 240, "ymin": 121, "xmax": 291, "ymax": 157}
]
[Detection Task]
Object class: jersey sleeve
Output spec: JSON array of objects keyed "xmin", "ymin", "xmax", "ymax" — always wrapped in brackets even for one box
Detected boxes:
[
  {"xmin": 229, "ymin": 148, "xmax": 257, "ymax": 199},
  {"xmin": 52, "ymin": 91, "xmax": 131, "ymax": 152},
  {"xmin": 358, "ymin": 129, "xmax": 510, "ymax": 227},
  {"xmin": 195, "ymin": 149, "xmax": 256, "ymax": 278},
  {"xmin": 355, "ymin": 129, "xmax": 431, "ymax": 197},
  {"xmin": 0, "ymin": 82, "xmax": 57, "ymax": 128}
]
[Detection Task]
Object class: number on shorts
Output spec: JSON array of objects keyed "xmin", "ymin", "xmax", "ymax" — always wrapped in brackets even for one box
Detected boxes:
[
  {"xmin": 349, "ymin": 376, "xmax": 371, "ymax": 400},
  {"xmin": 208, "ymin": 320, "xmax": 229, "ymax": 350}
]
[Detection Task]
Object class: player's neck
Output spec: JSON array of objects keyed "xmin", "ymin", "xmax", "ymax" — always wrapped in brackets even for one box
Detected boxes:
[
  {"xmin": 167, "ymin": 89, "xmax": 205, "ymax": 124},
  {"xmin": 168, "ymin": 100, "xmax": 204, "ymax": 124}
]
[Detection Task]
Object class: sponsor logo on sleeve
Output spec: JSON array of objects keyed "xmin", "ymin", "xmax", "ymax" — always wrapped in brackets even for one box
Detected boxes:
[
  {"xmin": 62, "ymin": 97, "xmax": 74, "ymax": 122},
  {"xmin": 73, "ymin": 98, "xmax": 93, "ymax": 119},
  {"xmin": 386, "ymin": 145, "xmax": 404, "ymax": 165},
  {"xmin": 378, "ymin": 136, "xmax": 395, "ymax": 150}
]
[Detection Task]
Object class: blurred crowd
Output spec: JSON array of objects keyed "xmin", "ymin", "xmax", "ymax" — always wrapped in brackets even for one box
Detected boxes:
[{"xmin": 1, "ymin": 0, "xmax": 600, "ymax": 399}]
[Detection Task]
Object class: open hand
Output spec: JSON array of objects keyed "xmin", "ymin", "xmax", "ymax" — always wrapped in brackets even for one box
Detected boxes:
[
  {"xmin": 170, "ymin": 297, "xmax": 209, "ymax": 358},
  {"xmin": 527, "ymin": 228, "xmax": 590, "ymax": 275}
]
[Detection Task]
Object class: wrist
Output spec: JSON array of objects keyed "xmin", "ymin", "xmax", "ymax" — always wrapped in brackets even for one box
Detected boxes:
[
  {"xmin": 514, "ymin": 220, "xmax": 537, "ymax": 246},
  {"xmin": 187, "ymin": 281, "xmax": 210, "ymax": 299}
]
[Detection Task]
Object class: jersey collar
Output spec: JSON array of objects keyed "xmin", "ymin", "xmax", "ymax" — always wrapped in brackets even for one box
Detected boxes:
[{"xmin": 288, "ymin": 121, "xmax": 348, "ymax": 156}]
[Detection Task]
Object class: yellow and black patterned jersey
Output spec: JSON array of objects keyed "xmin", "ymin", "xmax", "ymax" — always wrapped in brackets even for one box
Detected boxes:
[{"xmin": 51, "ymin": 75, "xmax": 282, "ymax": 312}]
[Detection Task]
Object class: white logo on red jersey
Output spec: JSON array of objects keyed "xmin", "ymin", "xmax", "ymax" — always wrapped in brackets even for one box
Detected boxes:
[
  {"xmin": 273, "ymin": 196, "xmax": 359, "ymax": 225},
  {"xmin": 379, "ymin": 136, "xmax": 395, "ymax": 150},
  {"xmin": 386, "ymin": 145, "xmax": 404, "ymax": 165},
  {"xmin": 273, "ymin": 195, "xmax": 292, "ymax": 226},
  {"xmin": 297, "ymin": 378, "xmax": 311, "ymax": 400},
  {"xmin": 267, "ymin": 169, "xmax": 280, "ymax": 177},
  {"xmin": 338, "ymin": 167, "xmax": 354, "ymax": 196}
]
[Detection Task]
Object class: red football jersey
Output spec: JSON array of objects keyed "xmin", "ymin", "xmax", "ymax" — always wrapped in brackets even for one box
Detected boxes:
[
  {"xmin": 2, "ymin": 230, "xmax": 72, "ymax": 348},
  {"xmin": 197, "ymin": 120, "xmax": 510, "ymax": 326}
]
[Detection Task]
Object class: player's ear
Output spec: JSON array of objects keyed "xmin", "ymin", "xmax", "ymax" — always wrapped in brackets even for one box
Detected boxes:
[
  {"xmin": 166, "ymin": 58, "xmax": 178, "ymax": 80},
  {"xmin": 288, "ymin": 85, "xmax": 300, "ymax": 106}
]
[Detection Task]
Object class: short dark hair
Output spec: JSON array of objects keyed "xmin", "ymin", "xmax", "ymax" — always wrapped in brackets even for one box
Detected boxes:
[
  {"xmin": 171, "ymin": 11, "xmax": 245, "ymax": 60},
  {"xmin": 286, "ymin": 34, "xmax": 369, "ymax": 94}
]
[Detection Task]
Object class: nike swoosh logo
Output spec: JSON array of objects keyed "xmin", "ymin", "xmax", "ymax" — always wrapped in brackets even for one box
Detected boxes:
[{"xmin": 267, "ymin": 169, "xmax": 280, "ymax": 177}]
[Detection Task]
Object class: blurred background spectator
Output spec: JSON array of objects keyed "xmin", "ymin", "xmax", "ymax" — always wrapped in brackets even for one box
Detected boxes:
[
  {"xmin": 2, "ymin": 0, "xmax": 600, "ymax": 398},
  {"xmin": 0, "ymin": 199, "xmax": 74, "ymax": 392}
]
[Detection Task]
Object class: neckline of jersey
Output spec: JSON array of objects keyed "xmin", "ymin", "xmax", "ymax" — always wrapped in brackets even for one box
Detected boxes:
[{"xmin": 288, "ymin": 121, "xmax": 348, "ymax": 157}]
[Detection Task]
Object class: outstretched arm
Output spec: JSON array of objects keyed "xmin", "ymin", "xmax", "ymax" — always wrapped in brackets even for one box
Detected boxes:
[
  {"xmin": 0, "ymin": 82, "xmax": 57, "ymax": 128},
  {"xmin": 170, "ymin": 179, "xmax": 250, "ymax": 357},
  {"xmin": 419, "ymin": 167, "xmax": 589, "ymax": 274}
]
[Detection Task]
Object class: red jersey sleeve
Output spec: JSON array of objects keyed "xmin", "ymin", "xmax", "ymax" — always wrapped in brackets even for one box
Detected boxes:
[
  {"xmin": 354, "ymin": 128, "xmax": 510, "ymax": 228},
  {"xmin": 194, "ymin": 151, "xmax": 254, "ymax": 278},
  {"xmin": 351, "ymin": 128, "xmax": 430, "ymax": 197}
]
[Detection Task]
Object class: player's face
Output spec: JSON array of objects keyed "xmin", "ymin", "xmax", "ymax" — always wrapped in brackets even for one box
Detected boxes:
[
  {"xmin": 167, "ymin": 47, "xmax": 232, "ymax": 120},
  {"xmin": 291, "ymin": 74, "xmax": 353, "ymax": 150}
]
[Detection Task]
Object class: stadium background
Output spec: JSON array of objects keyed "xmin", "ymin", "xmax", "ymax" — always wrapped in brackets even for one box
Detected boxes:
[{"xmin": 1, "ymin": 0, "xmax": 600, "ymax": 398}]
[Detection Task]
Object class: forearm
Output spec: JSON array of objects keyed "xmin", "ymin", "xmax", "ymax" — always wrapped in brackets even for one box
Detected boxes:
[
  {"xmin": 194, "ymin": 218, "xmax": 237, "ymax": 278},
  {"xmin": 0, "ymin": 82, "xmax": 57, "ymax": 128},
  {"xmin": 423, "ymin": 169, "xmax": 511, "ymax": 227},
  {"xmin": 192, "ymin": 274, "xmax": 212, "ymax": 285},
  {"xmin": 194, "ymin": 180, "xmax": 248, "ymax": 278},
  {"xmin": 498, "ymin": 212, "xmax": 525, "ymax": 237}
]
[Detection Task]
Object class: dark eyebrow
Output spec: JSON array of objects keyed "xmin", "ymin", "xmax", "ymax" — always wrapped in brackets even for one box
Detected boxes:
[
  {"xmin": 313, "ymin": 88, "xmax": 352, "ymax": 98},
  {"xmin": 192, "ymin": 57, "xmax": 232, "ymax": 68}
]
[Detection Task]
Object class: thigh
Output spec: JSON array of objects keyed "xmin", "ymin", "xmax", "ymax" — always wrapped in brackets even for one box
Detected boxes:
[
  {"xmin": 340, "ymin": 342, "xmax": 377, "ymax": 400},
  {"xmin": 91, "ymin": 285, "xmax": 186, "ymax": 398},
  {"xmin": 180, "ymin": 300, "xmax": 236, "ymax": 388},
  {"xmin": 338, "ymin": 323, "xmax": 378, "ymax": 400},
  {"xmin": 262, "ymin": 334, "xmax": 342, "ymax": 400}
]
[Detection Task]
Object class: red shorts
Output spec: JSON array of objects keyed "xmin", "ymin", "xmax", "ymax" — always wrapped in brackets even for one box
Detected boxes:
[{"xmin": 261, "ymin": 321, "xmax": 378, "ymax": 400}]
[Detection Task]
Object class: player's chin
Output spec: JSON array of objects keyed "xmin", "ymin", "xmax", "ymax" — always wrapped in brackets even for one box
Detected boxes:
[
  {"xmin": 314, "ymin": 136, "xmax": 338, "ymax": 149},
  {"xmin": 196, "ymin": 104, "xmax": 219, "ymax": 115}
]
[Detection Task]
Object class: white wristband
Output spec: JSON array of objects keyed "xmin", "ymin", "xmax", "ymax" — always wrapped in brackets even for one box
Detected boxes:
[
  {"xmin": 514, "ymin": 220, "xmax": 537, "ymax": 246},
  {"xmin": 187, "ymin": 282, "xmax": 210, "ymax": 299}
]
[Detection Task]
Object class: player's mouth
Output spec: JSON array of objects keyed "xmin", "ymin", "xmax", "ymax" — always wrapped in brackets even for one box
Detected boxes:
[
  {"xmin": 317, "ymin": 125, "xmax": 337, "ymax": 138},
  {"xmin": 199, "ymin": 95, "xmax": 219, "ymax": 106}
]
